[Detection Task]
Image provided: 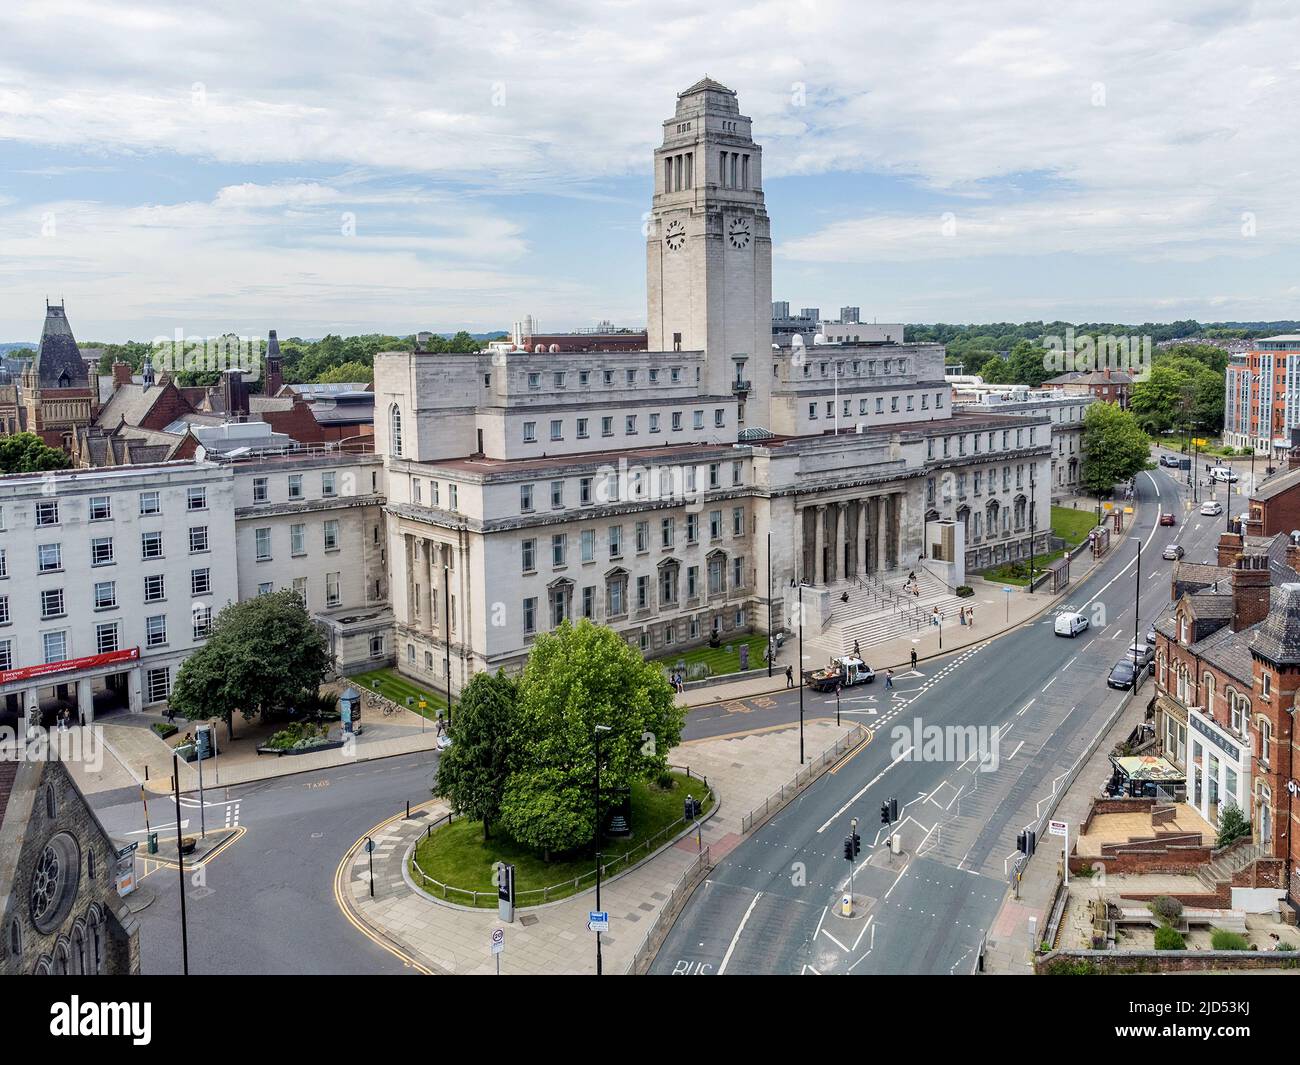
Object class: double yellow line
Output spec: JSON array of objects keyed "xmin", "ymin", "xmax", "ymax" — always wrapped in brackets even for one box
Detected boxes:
[{"xmin": 332, "ymin": 803, "xmax": 439, "ymax": 975}]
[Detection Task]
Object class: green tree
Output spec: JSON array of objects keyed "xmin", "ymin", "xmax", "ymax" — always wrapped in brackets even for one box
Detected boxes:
[
  {"xmin": 0, "ymin": 432, "xmax": 71, "ymax": 473},
  {"xmin": 1129, "ymin": 363, "xmax": 1188, "ymax": 435},
  {"xmin": 170, "ymin": 590, "xmax": 330, "ymax": 736},
  {"xmin": 314, "ymin": 360, "xmax": 374, "ymax": 384},
  {"xmin": 1080, "ymin": 402, "xmax": 1152, "ymax": 504},
  {"xmin": 497, "ymin": 620, "xmax": 683, "ymax": 859},
  {"xmin": 1215, "ymin": 801, "xmax": 1251, "ymax": 848},
  {"xmin": 433, "ymin": 671, "xmax": 517, "ymax": 840}
]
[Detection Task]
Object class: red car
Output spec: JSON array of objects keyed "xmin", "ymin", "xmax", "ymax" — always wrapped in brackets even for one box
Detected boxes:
[{"xmin": 1159, "ymin": 512, "xmax": 1176, "ymax": 526}]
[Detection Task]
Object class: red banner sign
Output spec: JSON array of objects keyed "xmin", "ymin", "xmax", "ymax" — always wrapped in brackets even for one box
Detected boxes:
[{"xmin": 1, "ymin": 646, "xmax": 140, "ymax": 686}]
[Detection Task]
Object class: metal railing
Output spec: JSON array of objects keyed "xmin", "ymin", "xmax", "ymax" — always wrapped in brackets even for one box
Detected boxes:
[
  {"xmin": 630, "ymin": 845, "xmax": 714, "ymax": 974},
  {"xmin": 410, "ymin": 775, "xmax": 714, "ymax": 909},
  {"xmin": 740, "ymin": 724, "xmax": 869, "ymax": 834}
]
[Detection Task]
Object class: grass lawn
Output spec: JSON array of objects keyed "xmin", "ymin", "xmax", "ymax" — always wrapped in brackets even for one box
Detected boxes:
[
  {"xmin": 410, "ymin": 770, "xmax": 713, "ymax": 908},
  {"xmin": 651, "ymin": 633, "xmax": 769, "ymax": 678},
  {"xmin": 350, "ymin": 666, "xmax": 452, "ymax": 721},
  {"xmin": 984, "ymin": 547, "xmax": 1067, "ymax": 587},
  {"xmin": 1050, "ymin": 505, "xmax": 1096, "ymax": 548}
]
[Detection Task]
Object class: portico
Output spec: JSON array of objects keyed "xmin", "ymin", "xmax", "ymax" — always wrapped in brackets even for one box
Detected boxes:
[{"xmin": 795, "ymin": 491, "xmax": 906, "ymax": 585}]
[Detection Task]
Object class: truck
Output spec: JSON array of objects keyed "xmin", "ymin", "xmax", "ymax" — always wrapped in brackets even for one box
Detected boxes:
[{"xmin": 806, "ymin": 656, "xmax": 875, "ymax": 692}]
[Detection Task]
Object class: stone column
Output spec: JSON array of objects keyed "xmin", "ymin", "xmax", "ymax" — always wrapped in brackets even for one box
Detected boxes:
[
  {"xmin": 834, "ymin": 502, "xmax": 847, "ymax": 583},
  {"xmin": 423, "ymin": 539, "xmax": 435, "ymax": 631},
  {"xmin": 877, "ymin": 496, "xmax": 889, "ymax": 573},
  {"xmin": 794, "ymin": 508, "xmax": 805, "ymax": 584},
  {"xmin": 403, "ymin": 533, "xmax": 416, "ymax": 626},
  {"xmin": 127, "ymin": 669, "xmax": 143, "ymax": 714},
  {"xmin": 814, "ymin": 505, "xmax": 826, "ymax": 585},
  {"xmin": 76, "ymin": 678, "xmax": 94, "ymax": 726}
]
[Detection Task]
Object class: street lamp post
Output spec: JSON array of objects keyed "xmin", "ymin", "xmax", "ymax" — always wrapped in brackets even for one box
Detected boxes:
[
  {"xmin": 1131, "ymin": 536, "xmax": 1142, "ymax": 697},
  {"xmin": 172, "ymin": 753, "xmax": 189, "ymax": 976},
  {"xmin": 593, "ymin": 723, "xmax": 611, "ymax": 976},
  {"xmin": 797, "ymin": 583, "xmax": 805, "ymax": 765},
  {"xmin": 443, "ymin": 564, "xmax": 452, "ymax": 726},
  {"xmin": 766, "ymin": 531, "xmax": 773, "ymax": 679}
]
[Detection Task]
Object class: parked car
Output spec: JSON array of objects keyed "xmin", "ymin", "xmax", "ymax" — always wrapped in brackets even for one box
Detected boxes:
[
  {"xmin": 1145, "ymin": 623, "xmax": 1157, "ymax": 645},
  {"xmin": 1126, "ymin": 641, "xmax": 1155, "ymax": 674},
  {"xmin": 1210, "ymin": 467, "xmax": 1239, "ymax": 483},
  {"xmin": 1200, "ymin": 500, "xmax": 1223, "ymax": 516},
  {"xmin": 1159, "ymin": 512, "xmax": 1176, "ymax": 526},
  {"xmin": 1159, "ymin": 454, "xmax": 1182, "ymax": 468},
  {"xmin": 1107, "ymin": 659, "xmax": 1139, "ymax": 690},
  {"xmin": 1162, "ymin": 543, "xmax": 1184, "ymax": 560},
  {"xmin": 1054, "ymin": 612, "xmax": 1090, "ymax": 637}
]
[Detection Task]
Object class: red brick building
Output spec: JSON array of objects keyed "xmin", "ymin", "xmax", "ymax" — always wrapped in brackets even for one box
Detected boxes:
[
  {"xmin": 1154, "ymin": 532, "xmax": 1300, "ymax": 911},
  {"xmin": 1042, "ymin": 367, "xmax": 1132, "ymax": 409}
]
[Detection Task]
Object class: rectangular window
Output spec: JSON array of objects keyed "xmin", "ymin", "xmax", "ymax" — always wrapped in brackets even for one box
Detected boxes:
[
  {"xmin": 709, "ymin": 510, "xmax": 722, "ymax": 539},
  {"xmin": 608, "ymin": 525, "xmax": 623, "ymax": 558},
  {"xmin": 255, "ymin": 527, "xmax": 272, "ymax": 561},
  {"xmin": 141, "ymin": 531, "xmax": 163, "ymax": 560},
  {"xmin": 41, "ymin": 588, "xmax": 65, "ymax": 620},
  {"xmin": 139, "ymin": 491, "xmax": 160, "ymax": 515},
  {"xmin": 733, "ymin": 556, "xmax": 743, "ymax": 588},
  {"xmin": 552, "ymin": 534, "xmax": 567, "ymax": 568},
  {"xmin": 91, "ymin": 536, "xmax": 114, "ymax": 567},
  {"xmin": 325, "ymin": 572, "xmax": 341, "ymax": 606},
  {"xmin": 732, "ymin": 507, "xmax": 744, "ymax": 535},
  {"xmin": 189, "ymin": 526, "xmax": 209, "ymax": 553},
  {"xmin": 36, "ymin": 500, "xmax": 59, "ymax": 526},
  {"xmin": 191, "ymin": 568, "xmax": 211, "ymax": 596},
  {"xmin": 582, "ymin": 586, "xmax": 595, "ymax": 619},
  {"xmin": 324, "ymin": 520, "xmax": 340, "ymax": 550},
  {"xmin": 39, "ymin": 543, "xmax": 62, "ymax": 572},
  {"xmin": 449, "ymin": 485, "xmax": 458, "ymax": 510},
  {"xmin": 577, "ymin": 418, "xmax": 589, "ymax": 439},
  {"xmin": 687, "ymin": 513, "xmax": 698, "ymax": 543},
  {"xmin": 321, "ymin": 472, "xmax": 336, "ymax": 497},
  {"xmin": 636, "ymin": 575, "xmax": 649, "ymax": 610},
  {"xmin": 550, "ymin": 419, "xmax": 563, "ymax": 441},
  {"xmin": 523, "ymin": 597, "xmax": 537, "ymax": 634},
  {"xmin": 661, "ymin": 517, "xmax": 674, "ymax": 548},
  {"xmin": 625, "ymin": 415, "xmax": 637, "ymax": 435},
  {"xmin": 601, "ymin": 416, "xmax": 614, "ymax": 437},
  {"xmin": 0, "ymin": 640, "xmax": 10, "ymax": 670},
  {"xmin": 187, "ymin": 486, "xmax": 207, "ymax": 511},
  {"xmin": 94, "ymin": 580, "xmax": 116, "ymax": 609},
  {"xmin": 579, "ymin": 477, "xmax": 593, "ymax": 505},
  {"xmin": 193, "ymin": 605, "xmax": 213, "ymax": 640},
  {"xmin": 520, "ymin": 484, "xmax": 534, "ymax": 512},
  {"xmin": 253, "ymin": 477, "xmax": 269, "ymax": 503},
  {"xmin": 288, "ymin": 474, "xmax": 303, "ymax": 499},
  {"xmin": 693, "ymin": 410, "xmax": 704, "ymax": 430},
  {"xmin": 144, "ymin": 574, "xmax": 165, "ymax": 602},
  {"xmin": 715, "ymin": 409, "xmax": 725, "ymax": 428},
  {"xmin": 290, "ymin": 524, "xmax": 306, "ymax": 556},
  {"xmin": 293, "ymin": 576, "xmax": 307, "ymax": 604},
  {"xmin": 146, "ymin": 667, "xmax": 171, "ymax": 703},
  {"xmin": 43, "ymin": 631, "xmax": 67, "ymax": 664},
  {"xmin": 89, "ymin": 495, "xmax": 112, "ymax": 521},
  {"xmin": 551, "ymin": 480, "xmax": 564, "ymax": 508},
  {"xmin": 581, "ymin": 529, "xmax": 595, "ymax": 562},
  {"xmin": 96, "ymin": 622, "xmax": 118, "ymax": 654},
  {"xmin": 523, "ymin": 421, "xmax": 537, "ymax": 443},
  {"xmin": 522, "ymin": 538, "xmax": 536, "ymax": 573},
  {"xmin": 672, "ymin": 411, "xmax": 683, "ymax": 431},
  {"xmin": 146, "ymin": 614, "xmax": 167, "ymax": 647},
  {"xmin": 687, "ymin": 566, "xmax": 698, "ymax": 598}
]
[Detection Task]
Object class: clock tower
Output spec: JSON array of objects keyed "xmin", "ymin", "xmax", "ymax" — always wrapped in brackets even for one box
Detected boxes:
[{"xmin": 646, "ymin": 77, "xmax": 772, "ymax": 424}]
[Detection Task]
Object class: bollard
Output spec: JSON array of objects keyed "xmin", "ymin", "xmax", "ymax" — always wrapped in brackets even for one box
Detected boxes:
[{"xmin": 406, "ymin": 800, "xmax": 410, "ymax": 819}]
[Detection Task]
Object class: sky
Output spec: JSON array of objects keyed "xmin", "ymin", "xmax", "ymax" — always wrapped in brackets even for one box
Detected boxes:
[{"xmin": 1, "ymin": 0, "xmax": 1298, "ymax": 343}]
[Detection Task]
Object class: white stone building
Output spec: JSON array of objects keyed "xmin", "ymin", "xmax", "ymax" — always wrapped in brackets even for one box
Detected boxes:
[{"xmin": 372, "ymin": 78, "xmax": 1054, "ymax": 694}]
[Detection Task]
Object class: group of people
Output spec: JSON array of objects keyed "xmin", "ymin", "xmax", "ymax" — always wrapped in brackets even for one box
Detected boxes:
[
  {"xmin": 931, "ymin": 605, "xmax": 976, "ymax": 627},
  {"xmin": 669, "ymin": 670, "xmax": 687, "ymax": 694}
]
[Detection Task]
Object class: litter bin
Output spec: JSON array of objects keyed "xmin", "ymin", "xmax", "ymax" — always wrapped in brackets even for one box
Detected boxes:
[{"xmin": 147, "ymin": 831, "xmax": 158, "ymax": 855}]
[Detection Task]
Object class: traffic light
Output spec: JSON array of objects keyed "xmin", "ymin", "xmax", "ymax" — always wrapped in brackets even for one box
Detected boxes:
[
  {"xmin": 852, "ymin": 832, "xmax": 861, "ymax": 857},
  {"xmin": 843, "ymin": 836, "xmax": 854, "ymax": 861},
  {"xmin": 1017, "ymin": 829, "xmax": 1037, "ymax": 856},
  {"xmin": 880, "ymin": 802, "xmax": 890, "ymax": 824},
  {"xmin": 889, "ymin": 797, "xmax": 899, "ymax": 823}
]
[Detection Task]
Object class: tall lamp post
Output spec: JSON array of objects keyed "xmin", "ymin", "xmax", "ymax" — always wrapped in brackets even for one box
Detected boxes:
[
  {"xmin": 797, "ymin": 583, "xmax": 805, "ymax": 765},
  {"xmin": 593, "ymin": 723, "xmax": 612, "ymax": 976},
  {"xmin": 766, "ymin": 531, "xmax": 773, "ymax": 679},
  {"xmin": 443, "ymin": 563, "xmax": 452, "ymax": 726},
  {"xmin": 1131, "ymin": 536, "xmax": 1142, "ymax": 697}
]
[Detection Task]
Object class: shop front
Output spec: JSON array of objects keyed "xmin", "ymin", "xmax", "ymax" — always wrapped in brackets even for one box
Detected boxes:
[{"xmin": 1187, "ymin": 704, "xmax": 1251, "ymax": 827}]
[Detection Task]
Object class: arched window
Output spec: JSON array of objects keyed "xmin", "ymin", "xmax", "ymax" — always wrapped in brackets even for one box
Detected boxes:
[
  {"xmin": 389, "ymin": 404, "xmax": 403, "ymax": 457},
  {"xmin": 7, "ymin": 918, "xmax": 20, "ymax": 960},
  {"xmin": 45, "ymin": 783, "xmax": 57, "ymax": 819},
  {"xmin": 1259, "ymin": 717, "xmax": 1273, "ymax": 766},
  {"xmin": 1203, "ymin": 672, "xmax": 1215, "ymax": 715},
  {"xmin": 87, "ymin": 906, "xmax": 103, "ymax": 974}
]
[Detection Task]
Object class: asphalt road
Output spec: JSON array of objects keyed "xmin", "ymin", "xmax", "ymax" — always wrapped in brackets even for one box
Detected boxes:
[
  {"xmin": 93, "ymin": 751, "xmax": 440, "ymax": 974},
  {"xmin": 89, "ymin": 450, "xmax": 1228, "ymax": 975},
  {"xmin": 652, "ymin": 457, "xmax": 1227, "ymax": 974}
]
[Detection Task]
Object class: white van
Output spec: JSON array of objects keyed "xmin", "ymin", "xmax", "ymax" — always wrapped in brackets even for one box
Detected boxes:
[
  {"xmin": 1210, "ymin": 467, "xmax": 1238, "ymax": 483},
  {"xmin": 1054, "ymin": 612, "xmax": 1090, "ymax": 637}
]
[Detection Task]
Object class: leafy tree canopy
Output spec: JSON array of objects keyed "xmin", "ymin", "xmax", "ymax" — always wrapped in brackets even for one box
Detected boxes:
[
  {"xmin": 1080, "ymin": 401, "xmax": 1152, "ymax": 498},
  {"xmin": 0, "ymin": 432, "xmax": 71, "ymax": 473},
  {"xmin": 433, "ymin": 670, "xmax": 518, "ymax": 840}
]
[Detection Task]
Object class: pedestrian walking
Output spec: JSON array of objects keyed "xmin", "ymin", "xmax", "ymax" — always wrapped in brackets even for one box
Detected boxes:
[
  {"xmin": 967, "ymin": 606, "xmax": 975, "ymax": 627},
  {"xmin": 959, "ymin": 607, "xmax": 966, "ymax": 626},
  {"xmin": 910, "ymin": 648, "xmax": 918, "ymax": 670},
  {"xmin": 884, "ymin": 669, "xmax": 894, "ymax": 691},
  {"xmin": 852, "ymin": 639, "xmax": 861, "ymax": 659},
  {"xmin": 785, "ymin": 664, "xmax": 794, "ymax": 688}
]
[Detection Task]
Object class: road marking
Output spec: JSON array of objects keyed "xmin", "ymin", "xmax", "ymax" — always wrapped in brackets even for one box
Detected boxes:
[
  {"xmin": 1016, "ymin": 699, "xmax": 1034, "ymax": 716},
  {"xmin": 718, "ymin": 891, "xmax": 762, "ymax": 975},
  {"xmin": 1041, "ymin": 676, "xmax": 1056, "ymax": 692},
  {"xmin": 852, "ymin": 915, "xmax": 874, "ymax": 951},
  {"xmin": 822, "ymin": 929, "xmax": 850, "ymax": 953},
  {"xmin": 817, "ymin": 747, "xmax": 913, "ymax": 832},
  {"xmin": 1063, "ymin": 655, "xmax": 1078, "ymax": 671},
  {"xmin": 813, "ymin": 905, "xmax": 828, "ymax": 940}
]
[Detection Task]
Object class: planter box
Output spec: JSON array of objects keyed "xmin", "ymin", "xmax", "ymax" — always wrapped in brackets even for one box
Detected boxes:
[{"xmin": 255, "ymin": 739, "xmax": 346, "ymax": 758}]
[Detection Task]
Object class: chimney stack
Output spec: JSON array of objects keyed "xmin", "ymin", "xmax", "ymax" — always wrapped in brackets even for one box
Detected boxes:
[
  {"xmin": 111, "ymin": 361, "xmax": 133, "ymax": 389},
  {"xmin": 1217, "ymin": 530, "xmax": 1244, "ymax": 567},
  {"xmin": 1231, "ymin": 554, "xmax": 1272, "ymax": 631},
  {"xmin": 1287, "ymin": 537, "xmax": 1300, "ymax": 575}
]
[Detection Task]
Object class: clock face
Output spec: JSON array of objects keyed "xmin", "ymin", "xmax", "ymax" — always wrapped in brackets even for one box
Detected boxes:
[
  {"xmin": 665, "ymin": 219, "xmax": 686, "ymax": 252},
  {"xmin": 727, "ymin": 217, "xmax": 751, "ymax": 250}
]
